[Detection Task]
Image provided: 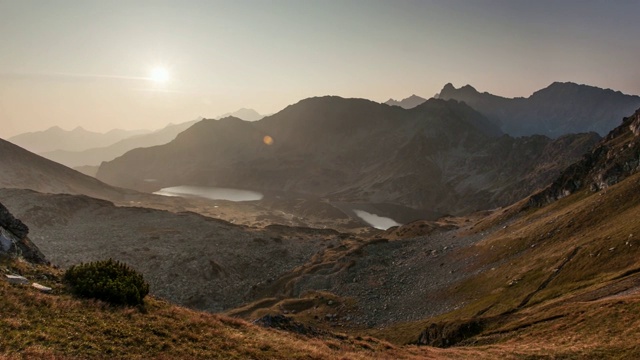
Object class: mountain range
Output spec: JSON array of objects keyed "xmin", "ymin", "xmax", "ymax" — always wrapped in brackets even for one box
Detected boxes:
[
  {"xmin": 384, "ymin": 94, "xmax": 428, "ymax": 109},
  {"xmin": 438, "ymin": 82, "xmax": 640, "ymax": 137},
  {"xmin": 2, "ymin": 101, "xmax": 640, "ymax": 358},
  {"xmin": 9, "ymin": 108, "xmax": 264, "ymax": 170},
  {"xmin": 38, "ymin": 120, "xmax": 199, "ymax": 168},
  {"xmin": 97, "ymin": 96, "xmax": 600, "ymax": 217},
  {"xmin": 7, "ymin": 126, "xmax": 149, "ymax": 154}
]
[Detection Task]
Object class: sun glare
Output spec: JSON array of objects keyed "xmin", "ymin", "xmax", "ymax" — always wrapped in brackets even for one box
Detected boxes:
[{"xmin": 149, "ymin": 66, "xmax": 170, "ymax": 84}]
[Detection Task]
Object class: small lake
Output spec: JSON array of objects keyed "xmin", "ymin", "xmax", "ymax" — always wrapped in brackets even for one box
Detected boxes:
[
  {"xmin": 154, "ymin": 185, "xmax": 264, "ymax": 202},
  {"xmin": 353, "ymin": 209, "xmax": 401, "ymax": 230}
]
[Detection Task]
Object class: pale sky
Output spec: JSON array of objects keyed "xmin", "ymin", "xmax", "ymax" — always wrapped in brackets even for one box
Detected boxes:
[{"xmin": 1, "ymin": 0, "xmax": 639, "ymax": 138}]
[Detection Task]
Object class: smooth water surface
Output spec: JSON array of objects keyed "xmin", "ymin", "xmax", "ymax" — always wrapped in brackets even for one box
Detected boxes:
[
  {"xmin": 353, "ymin": 209, "xmax": 401, "ymax": 230},
  {"xmin": 154, "ymin": 185, "xmax": 264, "ymax": 202}
]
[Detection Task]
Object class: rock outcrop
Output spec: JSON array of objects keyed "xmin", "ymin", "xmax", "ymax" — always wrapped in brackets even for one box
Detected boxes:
[
  {"xmin": 529, "ymin": 108, "xmax": 640, "ymax": 207},
  {"xmin": 0, "ymin": 201, "xmax": 46, "ymax": 264}
]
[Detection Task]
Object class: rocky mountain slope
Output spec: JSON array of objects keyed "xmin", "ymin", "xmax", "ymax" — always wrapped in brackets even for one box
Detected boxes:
[
  {"xmin": 227, "ymin": 106, "xmax": 640, "ymax": 357},
  {"xmin": 3, "ymin": 107, "xmax": 640, "ymax": 359},
  {"xmin": 384, "ymin": 95, "xmax": 428, "ymax": 109},
  {"xmin": 438, "ymin": 82, "xmax": 640, "ymax": 137},
  {"xmin": 97, "ymin": 96, "xmax": 599, "ymax": 217},
  {"xmin": 529, "ymin": 107, "xmax": 640, "ymax": 206},
  {"xmin": 8, "ymin": 126, "xmax": 149, "ymax": 154},
  {"xmin": 0, "ymin": 188, "xmax": 336, "ymax": 312}
]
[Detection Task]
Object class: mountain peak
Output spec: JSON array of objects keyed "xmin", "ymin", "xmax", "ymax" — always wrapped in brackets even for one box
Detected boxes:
[
  {"xmin": 384, "ymin": 94, "xmax": 427, "ymax": 109},
  {"xmin": 442, "ymin": 83, "xmax": 456, "ymax": 92},
  {"xmin": 215, "ymin": 108, "xmax": 263, "ymax": 121}
]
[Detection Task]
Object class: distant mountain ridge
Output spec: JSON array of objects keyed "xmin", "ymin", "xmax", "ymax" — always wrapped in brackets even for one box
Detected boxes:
[
  {"xmin": 8, "ymin": 126, "xmax": 149, "ymax": 153},
  {"xmin": 97, "ymin": 96, "xmax": 600, "ymax": 216},
  {"xmin": 38, "ymin": 120, "xmax": 199, "ymax": 168},
  {"xmin": 34, "ymin": 109, "xmax": 263, "ymax": 168},
  {"xmin": 384, "ymin": 95, "xmax": 427, "ymax": 109},
  {"xmin": 438, "ymin": 82, "xmax": 640, "ymax": 137}
]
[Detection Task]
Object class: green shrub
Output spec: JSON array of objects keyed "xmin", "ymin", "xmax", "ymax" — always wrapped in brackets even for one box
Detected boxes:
[{"xmin": 64, "ymin": 259, "xmax": 149, "ymax": 306}]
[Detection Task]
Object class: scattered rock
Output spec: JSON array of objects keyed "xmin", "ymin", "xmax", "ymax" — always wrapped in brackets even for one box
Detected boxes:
[
  {"xmin": 5, "ymin": 274, "xmax": 29, "ymax": 285},
  {"xmin": 32, "ymin": 282, "xmax": 52, "ymax": 293}
]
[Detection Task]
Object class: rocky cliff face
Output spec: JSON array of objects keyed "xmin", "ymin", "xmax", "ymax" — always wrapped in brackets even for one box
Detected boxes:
[
  {"xmin": 529, "ymin": 108, "xmax": 640, "ymax": 207},
  {"xmin": 438, "ymin": 82, "xmax": 640, "ymax": 137},
  {"xmin": 0, "ymin": 201, "xmax": 46, "ymax": 264}
]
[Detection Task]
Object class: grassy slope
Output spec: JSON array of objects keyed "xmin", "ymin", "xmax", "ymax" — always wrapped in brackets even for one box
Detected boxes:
[
  {"xmin": 1, "ymin": 258, "xmax": 504, "ymax": 360},
  {"xmin": 3, "ymin": 159, "xmax": 640, "ymax": 359},
  {"xmin": 370, "ymin": 172, "xmax": 640, "ymax": 357},
  {"xmin": 9, "ymin": 257, "xmax": 635, "ymax": 360}
]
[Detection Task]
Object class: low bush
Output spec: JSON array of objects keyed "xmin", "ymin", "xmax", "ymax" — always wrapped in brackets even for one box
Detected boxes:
[{"xmin": 64, "ymin": 259, "xmax": 149, "ymax": 306}]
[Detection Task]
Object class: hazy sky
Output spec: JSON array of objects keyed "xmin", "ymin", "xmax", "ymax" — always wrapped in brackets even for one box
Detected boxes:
[{"xmin": 1, "ymin": 0, "xmax": 639, "ymax": 138}]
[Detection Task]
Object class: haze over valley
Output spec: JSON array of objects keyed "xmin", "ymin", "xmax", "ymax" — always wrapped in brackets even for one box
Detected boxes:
[{"xmin": 3, "ymin": 1, "xmax": 640, "ymax": 359}]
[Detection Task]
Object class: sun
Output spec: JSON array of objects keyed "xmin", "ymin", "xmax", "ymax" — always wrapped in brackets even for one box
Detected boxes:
[{"xmin": 149, "ymin": 66, "xmax": 170, "ymax": 84}]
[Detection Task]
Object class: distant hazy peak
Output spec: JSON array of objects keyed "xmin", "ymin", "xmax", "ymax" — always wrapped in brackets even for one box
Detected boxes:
[
  {"xmin": 46, "ymin": 126, "xmax": 64, "ymax": 132},
  {"xmin": 384, "ymin": 94, "xmax": 427, "ymax": 109},
  {"xmin": 215, "ymin": 108, "xmax": 264, "ymax": 121}
]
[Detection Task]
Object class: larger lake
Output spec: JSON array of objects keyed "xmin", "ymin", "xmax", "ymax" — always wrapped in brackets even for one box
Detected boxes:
[
  {"xmin": 353, "ymin": 209, "xmax": 401, "ymax": 230},
  {"xmin": 154, "ymin": 186, "xmax": 264, "ymax": 202}
]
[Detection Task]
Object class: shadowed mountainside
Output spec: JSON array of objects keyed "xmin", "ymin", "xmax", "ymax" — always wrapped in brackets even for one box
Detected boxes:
[
  {"xmin": 227, "ymin": 107, "xmax": 640, "ymax": 357},
  {"xmin": 438, "ymin": 82, "xmax": 640, "ymax": 137},
  {"xmin": 0, "ymin": 138, "xmax": 134, "ymax": 201},
  {"xmin": 97, "ymin": 96, "xmax": 599, "ymax": 216}
]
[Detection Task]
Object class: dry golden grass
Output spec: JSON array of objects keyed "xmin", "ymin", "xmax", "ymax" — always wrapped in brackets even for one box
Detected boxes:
[
  {"xmin": 369, "ymin": 172, "xmax": 640, "ymax": 358},
  {"xmin": 4, "ymin": 172, "xmax": 640, "ymax": 359},
  {"xmin": 0, "ymin": 261, "xmax": 446, "ymax": 359}
]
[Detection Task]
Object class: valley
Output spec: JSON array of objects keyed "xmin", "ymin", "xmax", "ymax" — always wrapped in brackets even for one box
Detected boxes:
[
  {"xmin": 4, "ymin": 3, "xmax": 640, "ymax": 358},
  {"xmin": 3, "ymin": 80, "xmax": 640, "ymax": 359}
]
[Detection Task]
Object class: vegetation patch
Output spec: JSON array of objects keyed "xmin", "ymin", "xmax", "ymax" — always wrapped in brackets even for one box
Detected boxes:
[{"xmin": 63, "ymin": 259, "xmax": 149, "ymax": 306}]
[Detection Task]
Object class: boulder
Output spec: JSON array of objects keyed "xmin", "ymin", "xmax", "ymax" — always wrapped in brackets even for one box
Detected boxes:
[
  {"xmin": 5, "ymin": 274, "xmax": 29, "ymax": 285},
  {"xmin": 32, "ymin": 282, "xmax": 52, "ymax": 293}
]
